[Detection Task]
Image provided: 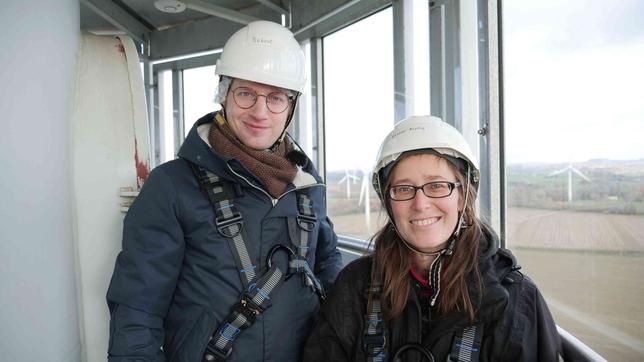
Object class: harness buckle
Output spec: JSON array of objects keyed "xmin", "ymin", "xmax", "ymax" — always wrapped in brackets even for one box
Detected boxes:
[
  {"xmin": 296, "ymin": 214, "xmax": 317, "ymax": 231},
  {"xmin": 313, "ymin": 280, "xmax": 326, "ymax": 301},
  {"xmin": 204, "ymin": 179, "xmax": 238, "ymax": 201},
  {"xmin": 215, "ymin": 212, "xmax": 243, "ymax": 238},
  {"xmin": 203, "ymin": 341, "xmax": 231, "ymax": 362},
  {"xmin": 233, "ymin": 296, "xmax": 262, "ymax": 326},
  {"xmin": 362, "ymin": 334, "xmax": 387, "ymax": 357},
  {"xmin": 301, "ymin": 261, "xmax": 326, "ymax": 300}
]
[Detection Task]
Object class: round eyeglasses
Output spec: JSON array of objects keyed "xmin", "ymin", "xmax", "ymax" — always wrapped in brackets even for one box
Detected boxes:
[
  {"xmin": 388, "ymin": 181, "xmax": 462, "ymax": 201},
  {"xmin": 230, "ymin": 86, "xmax": 293, "ymax": 114}
]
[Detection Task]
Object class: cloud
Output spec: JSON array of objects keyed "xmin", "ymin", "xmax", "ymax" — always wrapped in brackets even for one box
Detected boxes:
[
  {"xmin": 504, "ymin": 0, "xmax": 644, "ymax": 163},
  {"xmin": 504, "ymin": 0, "xmax": 644, "ymax": 52}
]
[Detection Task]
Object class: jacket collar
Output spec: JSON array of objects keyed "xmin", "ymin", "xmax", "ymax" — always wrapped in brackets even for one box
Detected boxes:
[{"xmin": 407, "ymin": 227, "xmax": 512, "ymax": 339}]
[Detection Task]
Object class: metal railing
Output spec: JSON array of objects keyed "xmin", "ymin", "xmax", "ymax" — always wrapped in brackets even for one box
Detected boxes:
[{"xmin": 336, "ymin": 236, "xmax": 607, "ymax": 362}]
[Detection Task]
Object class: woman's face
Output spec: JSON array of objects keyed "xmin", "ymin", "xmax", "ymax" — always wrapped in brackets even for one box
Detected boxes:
[{"xmin": 388, "ymin": 153, "xmax": 463, "ymax": 253}]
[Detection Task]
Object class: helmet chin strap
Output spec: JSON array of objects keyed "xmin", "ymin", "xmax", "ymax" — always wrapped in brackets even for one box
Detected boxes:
[
  {"xmin": 269, "ymin": 131, "xmax": 287, "ymax": 152},
  {"xmin": 446, "ymin": 163, "xmax": 472, "ymax": 253},
  {"xmin": 390, "ymin": 218, "xmax": 459, "ymax": 258},
  {"xmin": 395, "ymin": 225, "xmax": 446, "ymax": 256}
]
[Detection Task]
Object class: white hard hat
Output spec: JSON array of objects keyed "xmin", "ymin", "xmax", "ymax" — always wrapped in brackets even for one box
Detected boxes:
[
  {"xmin": 215, "ymin": 20, "xmax": 306, "ymax": 93},
  {"xmin": 372, "ymin": 115, "xmax": 480, "ymax": 200}
]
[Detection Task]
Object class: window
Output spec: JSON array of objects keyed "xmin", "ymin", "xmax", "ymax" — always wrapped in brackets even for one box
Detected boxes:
[
  {"xmin": 323, "ymin": 8, "xmax": 394, "ymax": 240},
  {"xmin": 158, "ymin": 69, "xmax": 175, "ymax": 163},
  {"xmin": 183, "ymin": 65, "xmax": 220, "ymax": 137},
  {"xmin": 503, "ymin": 1, "xmax": 644, "ymax": 359}
]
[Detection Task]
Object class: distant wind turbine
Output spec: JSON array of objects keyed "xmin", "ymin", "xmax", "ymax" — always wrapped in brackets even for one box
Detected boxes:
[
  {"xmin": 337, "ymin": 169, "xmax": 359, "ymax": 199},
  {"xmin": 358, "ymin": 169, "xmax": 372, "ymax": 235},
  {"xmin": 549, "ymin": 164, "xmax": 590, "ymax": 202}
]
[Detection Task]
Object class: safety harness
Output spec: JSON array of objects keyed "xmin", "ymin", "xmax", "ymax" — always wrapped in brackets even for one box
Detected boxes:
[
  {"xmin": 189, "ymin": 162, "xmax": 325, "ymax": 361},
  {"xmin": 362, "ymin": 268, "xmax": 521, "ymax": 362}
]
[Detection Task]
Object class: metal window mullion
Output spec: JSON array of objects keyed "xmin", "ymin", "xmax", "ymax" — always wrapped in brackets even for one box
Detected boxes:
[
  {"xmin": 444, "ymin": 0, "xmax": 459, "ymax": 128},
  {"xmin": 394, "ymin": 0, "xmax": 430, "ymax": 120},
  {"xmin": 152, "ymin": 52, "xmax": 222, "ymax": 72},
  {"xmin": 311, "ymin": 37, "xmax": 325, "ymax": 181},
  {"xmin": 392, "ymin": 0, "xmax": 407, "ymax": 123},
  {"xmin": 459, "ymin": 0, "xmax": 480, "ymax": 145},
  {"xmin": 294, "ymin": 40, "xmax": 315, "ymax": 165},
  {"xmin": 149, "ymin": 62, "xmax": 161, "ymax": 167},
  {"xmin": 292, "ymin": 43, "xmax": 303, "ymax": 150},
  {"xmin": 485, "ymin": 0, "xmax": 505, "ymax": 243},
  {"xmin": 172, "ymin": 69, "xmax": 184, "ymax": 150},
  {"xmin": 429, "ymin": 4, "xmax": 444, "ymax": 119},
  {"xmin": 477, "ymin": 0, "xmax": 492, "ymax": 224},
  {"xmin": 467, "ymin": 0, "xmax": 505, "ymax": 239}
]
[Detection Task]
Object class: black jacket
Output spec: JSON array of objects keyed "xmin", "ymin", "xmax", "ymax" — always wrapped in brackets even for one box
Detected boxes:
[
  {"xmin": 303, "ymin": 233, "xmax": 561, "ymax": 362},
  {"xmin": 107, "ymin": 113, "xmax": 343, "ymax": 361}
]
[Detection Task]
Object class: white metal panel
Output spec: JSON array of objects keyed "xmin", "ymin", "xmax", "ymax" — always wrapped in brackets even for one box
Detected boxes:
[{"xmin": 70, "ymin": 34, "xmax": 150, "ymax": 362}]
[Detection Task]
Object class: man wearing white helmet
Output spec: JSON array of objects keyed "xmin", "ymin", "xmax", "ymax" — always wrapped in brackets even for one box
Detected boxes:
[
  {"xmin": 304, "ymin": 116, "xmax": 561, "ymax": 361},
  {"xmin": 107, "ymin": 21, "xmax": 342, "ymax": 362}
]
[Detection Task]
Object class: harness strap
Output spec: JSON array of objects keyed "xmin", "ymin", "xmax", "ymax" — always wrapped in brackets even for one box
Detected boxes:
[
  {"xmin": 204, "ymin": 265, "xmax": 285, "ymax": 362},
  {"xmin": 189, "ymin": 161, "xmax": 326, "ymax": 361},
  {"xmin": 286, "ymin": 193, "xmax": 326, "ymax": 299},
  {"xmin": 364, "ymin": 276, "xmax": 387, "ymax": 362},
  {"xmin": 190, "ymin": 163, "xmax": 256, "ymax": 286},
  {"xmin": 189, "ymin": 162, "xmax": 289, "ymax": 361},
  {"xmin": 449, "ymin": 324, "xmax": 483, "ymax": 362},
  {"xmin": 364, "ymin": 269, "xmax": 484, "ymax": 362}
]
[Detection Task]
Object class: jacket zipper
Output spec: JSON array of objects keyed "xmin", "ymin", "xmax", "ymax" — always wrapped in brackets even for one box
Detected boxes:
[{"xmin": 226, "ymin": 163, "xmax": 326, "ymax": 206}]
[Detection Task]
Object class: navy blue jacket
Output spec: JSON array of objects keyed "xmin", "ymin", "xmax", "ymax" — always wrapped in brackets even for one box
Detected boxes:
[{"xmin": 107, "ymin": 113, "xmax": 343, "ymax": 361}]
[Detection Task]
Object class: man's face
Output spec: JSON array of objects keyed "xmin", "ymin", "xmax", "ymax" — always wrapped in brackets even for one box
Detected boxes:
[{"xmin": 224, "ymin": 79, "xmax": 292, "ymax": 150}]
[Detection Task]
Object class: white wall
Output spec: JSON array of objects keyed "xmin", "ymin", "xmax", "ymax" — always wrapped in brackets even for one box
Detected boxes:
[{"xmin": 0, "ymin": 0, "xmax": 82, "ymax": 361}]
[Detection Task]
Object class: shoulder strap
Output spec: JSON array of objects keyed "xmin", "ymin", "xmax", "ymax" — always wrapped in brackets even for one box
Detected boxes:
[
  {"xmin": 363, "ymin": 271, "xmax": 388, "ymax": 362},
  {"xmin": 287, "ymin": 192, "xmax": 326, "ymax": 299},
  {"xmin": 449, "ymin": 324, "xmax": 484, "ymax": 362},
  {"xmin": 189, "ymin": 161, "xmax": 256, "ymax": 286},
  {"xmin": 448, "ymin": 248, "xmax": 524, "ymax": 362}
]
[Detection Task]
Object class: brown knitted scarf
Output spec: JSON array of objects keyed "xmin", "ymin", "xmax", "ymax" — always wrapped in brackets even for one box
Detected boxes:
[{"xmin": 209, "ymin": 112, "xmax": 297, "ymax": 198}]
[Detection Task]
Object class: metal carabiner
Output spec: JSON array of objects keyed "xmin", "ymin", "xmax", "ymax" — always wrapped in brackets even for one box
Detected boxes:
[
  {"xmin": 392, "ymin": 343, "xmax": 435, "ymax": 362},
  {"xmin": 266, "ymin": 244, "xmax": 296, "ymax": 280}
]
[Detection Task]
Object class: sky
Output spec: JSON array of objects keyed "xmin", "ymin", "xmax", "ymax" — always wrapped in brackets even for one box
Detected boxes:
[
  {"xmin": 321, "ymin": 0, "xmax": 644, "ymax": 170},
  {"xmin": 323, "ymin": 8, "xmax": 394, "ymax": 173},
  {"xmin": 170, "ymin": 1, "xmax": 644, "ymax": 168},
  {"xmin": 503, "ymin": 0, "xmax": 644, "ymax": 164}
]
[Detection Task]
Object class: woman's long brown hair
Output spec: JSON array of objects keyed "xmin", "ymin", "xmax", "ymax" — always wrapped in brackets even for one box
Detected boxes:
[{"xmin": 370, "ymin": 158, "xmax": 484, "ymax": 322}]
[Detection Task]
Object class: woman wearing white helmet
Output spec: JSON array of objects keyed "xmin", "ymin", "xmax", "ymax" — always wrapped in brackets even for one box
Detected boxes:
[
  {"xmin": 107, "ymin": 21, "xmax": 342, "ymax": 362},
  {"xmin": 304, "ymin": 116, "xmax": 561, "ymax": 361}
]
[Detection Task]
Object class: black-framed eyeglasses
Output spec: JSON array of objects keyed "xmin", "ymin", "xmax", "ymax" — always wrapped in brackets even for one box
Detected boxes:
[
  {"xmin": 388, "ymin": 181, "xmax": 462, "ymax": 201},
  {"xmin": 230, "ymin": 86, "xmax": 293, "ymax": 114}
]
